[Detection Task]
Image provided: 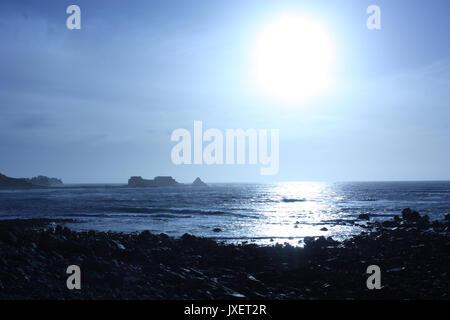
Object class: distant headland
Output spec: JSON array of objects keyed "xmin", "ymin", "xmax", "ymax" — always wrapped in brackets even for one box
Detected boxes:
[{"xmin": 0, "ymin": 173, "xmax": 64, "ymax": 189}]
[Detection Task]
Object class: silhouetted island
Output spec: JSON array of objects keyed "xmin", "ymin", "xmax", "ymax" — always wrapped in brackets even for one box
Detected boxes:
[
  {"xmin": 128, "ymin": 176, "xmax": 181, "ymax": 187},
  {"xmin": 128, "ymin": 176, "xmax": 208, "ymax": 187},
  {"xmin": 192, "ymin": 177, "xmax": 208, "ymax": 187},
  {"xmin": 26, "ymin": 175, "xmax": 63, "ymax": 187},
  {"xmin": 0, "ymin": 173, "xmax": 64, "ymax": 189}
]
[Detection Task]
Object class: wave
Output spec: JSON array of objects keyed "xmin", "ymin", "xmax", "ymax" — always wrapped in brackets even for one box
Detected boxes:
[
  {"xmin": 98, "ymin": 206, "xmax": 244, "ymax": 217},
  {"xmin": 56, "ymin": 212, "xmax": 195, "ymax": 219},
  {"xmin": 282, "ymin": 198, "xmax": 307, "ymax": 203}
]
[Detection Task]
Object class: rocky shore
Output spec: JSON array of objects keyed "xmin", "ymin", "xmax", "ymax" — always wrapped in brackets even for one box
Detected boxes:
[{"xmin": 0, "ymin": 210, "xmax": 449, "ymax": 300}]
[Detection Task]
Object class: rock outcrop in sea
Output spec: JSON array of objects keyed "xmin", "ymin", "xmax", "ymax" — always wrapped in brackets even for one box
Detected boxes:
[
  {"xmin": 128, "ymin": 176, "xmax": 208, "ymax": 187},
  {"xmin": 26, "ymin": 175, "xmax": 63, "ymax": 187},
  {"xmin": 192, "ymin": 177, "xmax": 207, "ymax": 187},
  {"xmin": 128, "ymin": 176, "xmax": 181, "ymax": 187}
]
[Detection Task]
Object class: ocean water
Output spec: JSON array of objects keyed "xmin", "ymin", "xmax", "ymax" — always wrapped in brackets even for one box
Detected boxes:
[{"xmin": 0, "ymin": 181, "xmax": 449, "ymax": 246}]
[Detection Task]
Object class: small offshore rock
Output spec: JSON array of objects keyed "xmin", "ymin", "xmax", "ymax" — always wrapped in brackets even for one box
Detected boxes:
[
  {"xmin": 358, "ymin": 214, "xmax": 370, "ymax": 220},
  {"xmin": 213, "ymin": 228, "xmax": 222, "ymax": 233}
]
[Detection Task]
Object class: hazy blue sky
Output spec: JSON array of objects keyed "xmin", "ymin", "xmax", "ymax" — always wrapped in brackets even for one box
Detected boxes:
[{"xmin": 1, "ymin": 0, "xmax": 449, "ymax": 183}]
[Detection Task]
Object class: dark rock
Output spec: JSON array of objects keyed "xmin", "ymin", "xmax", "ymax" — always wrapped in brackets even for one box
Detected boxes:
[
  {"xmin": 159, "ymin": 233, "xmax": 169, "ymax": 239},
  {"xmin": 382, "ymin": 220, "xmax": 396, "ymax": 228},
  {"xmin": 26, "ymin": 175, "xmax": 63, "ymax": 187},
  {"xmin": 55, "ymin": 225, "xmax": 63, "ymax": 234},
  {"xmin": 320, "ymin": 227, "xmax": 328, "ymax": 231},
  {"xmin": 192, "ymin": 177, "xmax": 208, "ymax": 187},
  {"xmin": 181, "ymin": 233, "xmax": 197, "ymax": 242},
  {"xmin": 137, "ymin": 230, "xmax": 153, "ymax": 242},
  {"xmin": 128, "ymin": 176, "xmax": 180, "ymax": 187},
  {"xmin": 358, "ymin": 214, "xmax": 370, "ymax": 220},
  {"xmin": 213, "ymin": 228, "xmax": 222, "ymax": 232},
  {"xmin": 315, "ymin": 236, "xmax": 329, "ymax": 247},
  {"xmin": 417, "ymin": 215, "xmax": 430, "ymax": 229},
  {"xmin": 0, "ymin": 231, "xmax": 18, "ymax": 245},
  {"xmin": 402, "ymin": 208, "xmax": 420, "ymax": 221}
]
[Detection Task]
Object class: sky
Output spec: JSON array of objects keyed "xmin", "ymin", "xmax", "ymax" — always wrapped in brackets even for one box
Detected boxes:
[{"xmin": 1, "ymin": 0, "xmax": 449, "ymax": 183}]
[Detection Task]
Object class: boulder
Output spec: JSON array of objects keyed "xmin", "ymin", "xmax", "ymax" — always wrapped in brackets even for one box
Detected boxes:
[
  {"xmin": 401, "ymin": 208, "xmax": 420, "ymax": 221},
  {"xmin": 382, "ymin": 220, "xmax": 396, "ymax": 228},
  {"xmin": 417, "ymin": 215, "xmax": 430, "ymax": 229}
]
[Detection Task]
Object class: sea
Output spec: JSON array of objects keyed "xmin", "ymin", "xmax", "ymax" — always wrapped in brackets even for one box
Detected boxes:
[{"xmin": 1, "ymin": 181, "xmax": 449, "ymax": 246}]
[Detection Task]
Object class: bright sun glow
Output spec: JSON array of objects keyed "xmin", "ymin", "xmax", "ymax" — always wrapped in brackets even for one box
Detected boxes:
[{"xmin": 253, "ymin": 14, "xmax": 334, "ymax": 102}]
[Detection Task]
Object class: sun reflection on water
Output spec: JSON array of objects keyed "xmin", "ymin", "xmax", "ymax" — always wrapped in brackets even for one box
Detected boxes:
[{"xmin": 244, "ymin": 182, "xmax": 359, "ymax": 246}]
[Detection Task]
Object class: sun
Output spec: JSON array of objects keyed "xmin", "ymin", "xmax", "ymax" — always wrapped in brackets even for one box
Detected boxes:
[{"xmin": 253, "ymin": 14, "xmax": 334, "ymax": 102}]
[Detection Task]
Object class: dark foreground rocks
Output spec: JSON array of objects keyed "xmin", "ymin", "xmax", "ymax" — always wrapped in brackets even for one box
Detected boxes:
[{"xmin": 0, "ymin": 212, "xmax": 449, "ymax": 300}]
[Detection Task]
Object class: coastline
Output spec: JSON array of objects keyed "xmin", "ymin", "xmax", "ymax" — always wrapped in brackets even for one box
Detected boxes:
[{"xmin": 0, "ymin": 211, "xmax": 449, "ymax": 300}]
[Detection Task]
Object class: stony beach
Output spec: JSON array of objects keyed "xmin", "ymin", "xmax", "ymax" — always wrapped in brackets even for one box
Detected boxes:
[{"xmin": 0, "ymin": 209, "xmax": 449, "ymax": 300}]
